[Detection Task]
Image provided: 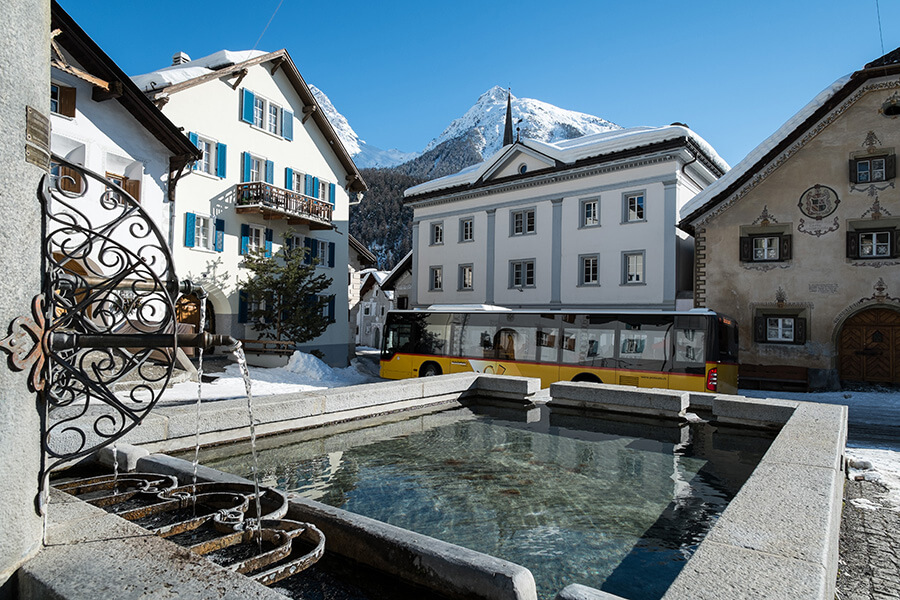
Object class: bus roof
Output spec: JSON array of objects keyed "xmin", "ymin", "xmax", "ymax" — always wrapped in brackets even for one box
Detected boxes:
[{"xmin": 392, "ymin": 307, "xmax": 724, "ymax": 317}]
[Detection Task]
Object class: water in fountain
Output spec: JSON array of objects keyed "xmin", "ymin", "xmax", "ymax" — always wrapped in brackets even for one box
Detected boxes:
[
  {"xmin": 231, "ymin": 341, "xmax": 264, "ymax": 548},
  {"xmin": 191, "ymin": 298, "xmax": 206, "ymax": 514}
]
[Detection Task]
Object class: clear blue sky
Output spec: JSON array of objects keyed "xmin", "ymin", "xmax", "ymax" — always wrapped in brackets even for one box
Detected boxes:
[{"xmin": 62, "ymin": 0, "xmax": 900, "ymax": 166}]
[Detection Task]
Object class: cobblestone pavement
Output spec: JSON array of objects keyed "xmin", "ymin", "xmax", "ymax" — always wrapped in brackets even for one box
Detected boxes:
[{"xmin": 837, "ymin": 479, "xmax": 900, "ymax": 600}]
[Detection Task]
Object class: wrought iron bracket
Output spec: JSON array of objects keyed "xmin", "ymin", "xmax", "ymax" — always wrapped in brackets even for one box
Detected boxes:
[{"xmin": 0, "ymin": 295, "xmax": 47, "ymax": 392}]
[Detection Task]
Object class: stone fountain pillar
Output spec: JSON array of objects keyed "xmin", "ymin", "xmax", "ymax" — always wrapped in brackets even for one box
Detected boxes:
[{"xmin": 0, "ymin": 0, "xmax": 49, "ymax": 593}]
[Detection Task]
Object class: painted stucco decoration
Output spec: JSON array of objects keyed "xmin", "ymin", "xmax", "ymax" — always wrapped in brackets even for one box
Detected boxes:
[
  {"xmin": 833, "ymin": 277, "xmax": 900, "ymax": 325},
  {"xmin": 752, "ymin": 205, "xmax": 779, "ymax": 226},
  {"xmin": 799, "ymin": 184, "xmax": 839, "ymax": 219},
  {"xmin": 860, "ymin": 196, "xmax": 891, "ymax": 219}
]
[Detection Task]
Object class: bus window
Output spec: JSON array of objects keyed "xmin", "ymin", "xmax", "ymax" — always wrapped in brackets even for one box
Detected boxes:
[
  {"xmin": 418, "ymin": 313, "xmax": 450, "ymax": 355},
  {"xmin": 716, "ymin": 316, "xmax": 739, "ymax": 363},
  {"xmin": 674, "ymin": 329, "xmax": 705, "ymax": 366},
  {"xmin": 561, "ymin": 315, "xmax": 615, "ymax": 366},
  {"xmin": 617, "ymin": 319, "xmax": 671, "ymax": 370},
  {"xmin": 383, "ymin": 322, "xmax": 413, "ymax": 358},
  {"xmin": 453, "ymin": 313, "xmax": 499, "ymax": 359}
]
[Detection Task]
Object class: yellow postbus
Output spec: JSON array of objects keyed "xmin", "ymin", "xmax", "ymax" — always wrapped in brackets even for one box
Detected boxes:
[{"xmin": 380, "ymin": 309, "xmax": 739, "ymax": 394}]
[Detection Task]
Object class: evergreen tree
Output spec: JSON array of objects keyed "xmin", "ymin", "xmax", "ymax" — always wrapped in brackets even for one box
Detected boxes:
[{"xmin": 240, "ymin": 239, "xmax": 332, "ymax": 343}]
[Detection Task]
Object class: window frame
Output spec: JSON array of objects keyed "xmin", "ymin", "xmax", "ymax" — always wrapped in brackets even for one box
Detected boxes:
[
  {"xmin": 622, "ymin": 191, "xmax": 646, "ymax": 223},
  {"xmin": 847, "ymin": 227, "xmax": 900, "ymax": 259},
  {"xmin": 247, "ymin": 224, "xmax": 264, "ymax": 252},
  {"xmin": 430, "ymin": 221, "xmax": 444, "ymax": 246},
  {"xmin": 429, "ymin": 266, "xmax": 443, "ymax": 291},
  {"xmin": 193, "ymin": 214, "xmax": 214, "ymax": 251},
  {"xmin": 580, "ymin": 198, "xmax": 599, "ymax": 228},
  {"xmin": 851, "ymin": 154, "xmax": 895, "ymax": 184},
  {"xmin": 754, "ymin": 312, "xmax": 807, "ymax": 345},
  {"xmin": 458, "ymin": 264, "xmax": 474, "ymax": 291},
  {"xmin": 579, "ymin": 254, "xmax": 599, "ymax": 286},
  {"xmin": 622, "ymin": 250, "xmax": 646, "ymax": 285},
  {"xmin": 510, "ymin": 208, "xmax": 536, "ymax": 236},
  {"xmin": 459, "ymin": 217, "xmax": 474, "ymax": 242},
  {"xmin": 509, "ymin": 259, "xmax": 536, "ymax": 288}
]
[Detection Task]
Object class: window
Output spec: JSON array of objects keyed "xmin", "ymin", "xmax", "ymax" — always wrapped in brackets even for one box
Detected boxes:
[
  {"xmin": 754, "ymin": 314, "xmax": 807, "ymax": 345},
  {"xmin": 430, "ymin": 222, "xmax": 444, "ymax": 245},
  {"xmin": 248, "ymin": 225, "xmax": 264, "ymax": 251},
  {"xmin": 253, "ymin": 96, "xmax": 265, "ymax": 129},
  {"xmin": 267, "ymin": 103, "xmax": 281, "ymax": 135},
  {"xmin": 511, "ymin": 209, "xmax": 536, "ymax": 235},
  {"xmin": 459, "ymin": 264, "xmax": 473, "ymax": 291},
  {"xmin": 105, "ymin": 171, "xmax": 141, "ymax": 204},
  {"xmin": 194, "ymin": 215, "xmax": 212, "ymax": 250},
  {"xmin": 363, "ymin": 305, "xmax": 370, "ymax": 316},
  {"xmin": 740, "ymin": 231, "xmax": 791, "ymax": 262},
  {"xmin": 50, "ymin": 83, "xmax": 76, "ymax": 117},
  {"xmin": 847, "ymin": 228, "xmax": 899, "ymax": 259},
  {"xmin": 580, "ymin": 255, "xmax": 599, "ymax": 285},
  {"xmin": 197, "ymin": 138, "xmax": 212, "ymax": 174},
  {"xmin": 318, "ymin": 240, "xmax": 330, "ymax": 266},
  {"xmin": 623, "ymin": 251, "xmax": 644, "ymax": 284},
  {"xmin": 429, "ymin": 266, "xmax": 443, "ymax": 291},
  {"xmin": 292, "ymin": 171, "xmax": 306, "ymax": 192},
  {"xmin": 851, "ymin": 155, "xmax": 895, "ymax": 183},
  {"xmin": 250, "ymin": 156, "xmax": 263, "ymax": 182},
  {"xmin": 185, "ymin": 213, "xmax": 223, "ymax": 252},
  {"xmin": 581, "ymin": 199, "xmax": 599, "ymax": 227},
  {"xmin": 624, "ymin": 192, "xmax": 645, "ymax": 223},
  {"xmin": 241, "ymin": 89, "xmax": 293, "ymax": 140},
  {"xmin": 460, "ymin": 217, "xmax": 474, "ymax": 242},
  {"xmin": 397, "ymin": 296, "xmax": 409, "ymax": 309},
  {"xmin": 509, "ymin": 260, "xmax": 535, "ymax": 288}
]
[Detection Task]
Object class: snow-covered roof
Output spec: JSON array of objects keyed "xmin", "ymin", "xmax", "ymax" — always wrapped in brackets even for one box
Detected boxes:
[
  {"xmin": 679, "ymin": 75, "xmax": 852, "ymax": 226},
  {"xmin": 405, "ymin": 125, "xmax": 728, "ymax": 198},
  {"xmin": 132, "ymin": 50, "xmax": 268, "ymax": 92}
]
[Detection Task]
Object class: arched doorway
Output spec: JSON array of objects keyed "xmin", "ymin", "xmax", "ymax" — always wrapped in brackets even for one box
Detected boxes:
[{"xmin": 839, "ymin": 307, "xmax": 900, "ymax": 384}]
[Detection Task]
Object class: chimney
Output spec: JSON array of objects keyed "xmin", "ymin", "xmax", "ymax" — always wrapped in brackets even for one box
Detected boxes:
[{"xmin": 171, "ymin": 52, "xmax": 191, "ymax": 66}]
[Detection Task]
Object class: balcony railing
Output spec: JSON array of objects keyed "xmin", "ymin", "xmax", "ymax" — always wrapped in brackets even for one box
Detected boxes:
[{"xmin": 235, "ymin": 182, "xmax": 333, "ymax": 228}]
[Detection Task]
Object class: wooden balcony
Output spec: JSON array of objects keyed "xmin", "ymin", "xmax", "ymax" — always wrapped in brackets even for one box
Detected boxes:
[{"xmin": 235, "ymin": 182, "xmax": 333, "ymax": 230}]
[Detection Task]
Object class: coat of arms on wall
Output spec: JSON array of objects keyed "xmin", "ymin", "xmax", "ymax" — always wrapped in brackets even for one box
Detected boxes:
[{"xmin": 798, "ymin": 184, "xmax": 841, "ymax": 237}]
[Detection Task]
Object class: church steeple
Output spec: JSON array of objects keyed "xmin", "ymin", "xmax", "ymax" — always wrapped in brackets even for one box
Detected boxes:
[{"xmin": 503, "ymin": 88, "xmax": 514, "ymax": 146}]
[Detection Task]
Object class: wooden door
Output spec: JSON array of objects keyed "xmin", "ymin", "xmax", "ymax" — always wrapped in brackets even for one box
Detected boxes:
[{"xmin": 839, "ymin": 308, "xmax": 900, "ymax": 384}]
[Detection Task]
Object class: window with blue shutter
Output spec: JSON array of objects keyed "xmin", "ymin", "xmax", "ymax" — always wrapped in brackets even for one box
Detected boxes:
[
  {"xmin": 240, "ymin": 223, "xmax": 250, "ymax": 255},
  {"xmin": 214, "ymin": 218, "xmax": 225, "ymax": 252},
  {"xmin": 188, "ymin": 133, "xmax": 199, "ymax": 170},
  {"xmin": 216, "ymin": 143, "xmax": 227, "ymax": 177},
  {"xmin": 265, "ymin": 160, "xmax": 274, "ymax": 184},
  {"xmin": 328, "ymin": 242, "xmax": 335, "ymax": 268},
  {"xmin": 328, "ymin": 183, "xmax": 336, "ymax": 206},
  {"xmin": 184, "ymin": 212, "xmax": 196, "ymax": 247},
  {"xmin": 305, "ymin": 174, "xmax": 314, "ymax": 197},
  {"xmin": 241, "ymin": 89, "xmax": 255, "ymax": 124},
  {"xmin": 242, "ymin": 152, "xmax": 251, "ymax": 183},
  {"xmin": 285, "ymin": 167, "xmax": 293, "ymax": 190},
  {"xmin": 282, "ymin": 110, "xmax": 293, "ymax": 141},
  {"xmin": 265, "ymin": 228, "xmax": 273, "ymax": 257},
  {"xmin": 238, "ymin": 290, "xmax": 248, "ymax": 323}
]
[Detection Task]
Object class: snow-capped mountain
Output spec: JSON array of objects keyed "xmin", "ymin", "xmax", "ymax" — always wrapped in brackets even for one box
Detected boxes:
[
  {"xmin": 423, "ymin": 86, "xmax": 621, "ymax": 160},
  {"xmin": 309, "ymin": 85, "xmax": 416, "ymax": 169}
]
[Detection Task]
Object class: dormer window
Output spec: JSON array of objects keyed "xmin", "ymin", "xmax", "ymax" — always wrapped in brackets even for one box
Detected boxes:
[{"xmin": 850, "ymin": 154, "xmax": 895, "ymax": 183}]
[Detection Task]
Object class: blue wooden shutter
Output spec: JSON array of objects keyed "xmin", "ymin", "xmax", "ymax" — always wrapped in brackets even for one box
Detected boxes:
[
  {"xmin": 238, "ymin": 290, "xmax": 248, "ymax": 323},
  {"xmin": 214, "ymin": 218, "xmax": 225, "ymax": 252},
  {"xmin": 327, "ymin": 296, "xmax": 335, "ymax": 323},
  {"xmin": 216, "ymin": 143, "xmax": 227, "ymax": 177},
  {"xmin": 241, "ymin": 89, "xmax": 255, "ymax": 124},
  {"xmin": 184, "ymin": 212, "xmax": 196, "ymax": 247},
  {"xmin": 304, "ymin": 174, "xmax": 313, "ymax": 196},
  {"xmin": 304, "ymin": 237, "xmax": 314, "ymax": 265},
  {"xmin": 285, "ymin": 236, "xmax": 293, "ymax": 252},
  {"xmin": 282, "ymin": 109, "xmax": 293, "ymax": 140},
  {"xmin": 328, "ymin": 183, "xmax": 336, "ymax": 206},
  {"xmin": 264, "ymin": 228, "xmax": 273, "ymax": 257},
  {"xmin": 285, "ymin": 167, "xmax": 293, "ymax": 190},
  {"xmin": 312, "ymin": 177, "xmax": 320, "ymax": 198},
  {"xmin": 328, "ymin": 242, "xmax": 335, "ymax": 268},
  {"xmin": 242, "ymin": 152, "xmax": 251, "ymax": 183},
  {"xmin": 265, "ymin": 160, "xmax": 274, "ymax": 184},
  {"xmin": 188, "ymin": 132, "xmax": 199, "ymax": 170},
  {"xmin": 240, "ymin": 223, "xmax": 249, "ymax": 255}
]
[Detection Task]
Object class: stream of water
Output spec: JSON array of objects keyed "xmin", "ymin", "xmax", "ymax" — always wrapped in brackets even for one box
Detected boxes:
[
  {"xmin": 191, "ymin": 298, "xmax": 206, "ymax": 514},
  {"xmin": 232, "ymin": 342, "xmax": 264, "ymax": 547}
]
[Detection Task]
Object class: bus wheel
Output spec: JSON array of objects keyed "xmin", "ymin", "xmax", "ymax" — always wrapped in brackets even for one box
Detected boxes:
[
  {"xmin": 419, "ymin": 362, "xmax": 442, "ymax": 377},
  {"xmin": 573, "ymin": 373, "xmax": 601, "ymax": 384}
]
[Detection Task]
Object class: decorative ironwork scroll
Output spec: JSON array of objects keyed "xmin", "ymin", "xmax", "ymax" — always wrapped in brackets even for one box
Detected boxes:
[{"xmin": 39, "ymin": 154, "xmax": 180, "ymax": 467}]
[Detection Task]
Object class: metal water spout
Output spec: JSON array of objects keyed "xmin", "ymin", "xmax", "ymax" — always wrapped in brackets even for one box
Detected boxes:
[{"xmin": 0, "ymin": 154, "xmax": 234, "ymax": 508}]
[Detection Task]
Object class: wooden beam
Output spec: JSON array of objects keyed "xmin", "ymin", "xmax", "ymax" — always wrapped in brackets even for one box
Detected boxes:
[
  {"xmin": 92, "ymin": 80, "xmax": 123, "ymax": 102},
  {"xmin": 301, "ymin": 105, "xmax": 317, "ymax": 124},
  {"xmin": 230, "ymin": 68, "xmax": 249, "ymax": 90},
  {"xmin": 269, "ymin": 56, "xmax": 285, "ymax": 75}
]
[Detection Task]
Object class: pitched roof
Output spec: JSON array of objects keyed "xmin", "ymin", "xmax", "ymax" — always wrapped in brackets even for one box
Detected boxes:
[
  {"xmin": 349, "ymin": 234, "xmax": 376, "ymax": 267},
  {"xmin": 679, "ymin": 47, "xmax": 900, "ymax": 234},
  {"xmin": 404, "ymin": 125, "xmax": 727, "ymax": 201},
  {"xmin": 50, "ymin": 1, "xmax": 200, "ymax": 169},
  {"xmin": 381, "ymin": 251, "xmax": 412, "ymax": 291},
  {"xmin": 134, "ymin": 49, "xmax": 366, "ymax": 193}
]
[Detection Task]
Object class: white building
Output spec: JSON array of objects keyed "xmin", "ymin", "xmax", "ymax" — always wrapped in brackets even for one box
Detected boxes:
[
  {"xmin": 49, "ymin": 5, "xmax": 199, "ymax": 257},
  {"xmin": 348, "ymin": 234, "xmax": 377, "ymax": 346},
  {"xmin": 133, "ymin": 50, "xmax": 367, "ymax": 366},
  {"xmin": 404, "ymin": 119, "xmax": 727, "ymax": 311},
  {"xmin": 356, "ymin": 271, "xmax": 392, "ymax": 349}
]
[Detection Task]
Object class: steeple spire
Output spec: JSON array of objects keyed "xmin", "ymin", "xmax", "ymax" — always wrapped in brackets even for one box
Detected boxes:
[{"xmin": 503, "ymin": 88, "xmax": 514, "ymax": 146}]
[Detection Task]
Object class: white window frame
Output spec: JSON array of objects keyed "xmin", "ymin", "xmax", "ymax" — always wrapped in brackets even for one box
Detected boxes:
[
  {"xmin": 194, "ymin": 135, "xmax": 218, "ymax": 176},
  {"xmin": 248, "ymin": 225, "xmax": 264, "ymax": 251},
  {"xmin": 318, "ymin": 240, "xmax": 329, "ymax": 266},
  {"xmin": 509, "ymin": 259, "xmax": 535, "ymax": 288},
  {"xmin": 857, "ymin": 157, "xmax": 886, "ymax": 183},
  {"xmin": 429, "ymin": 266, "xmax": 443, "ymax": 291},
  {"xmin": 249, "ymin": 92, "xmax": 285, "ymax": 138},
  {"xmin": 249, "ymin": 155, "xmax": 263, "ymax": 182},
  {"xmin": 292, "ymin": 171, "xmax": 306, "ymax": 193},
  {"xmin": 580, "ymin": 254, "xmax": 599, "ymax": 286},
  {"xmin": 623, "ymin": 192, "xmax": 646, "ymax": 223},
  {"xmin": 511, "ymin": 208, "xmax": 536, "ymax": 236},
  {"xmin": 319, "ymin": 180, "xmax": 332, "ymax": 203},
  {"xmin": 460, "ymin": 217, "xmax": 474, "ymax": 242},
  {"xmin": 753, "ymin": 236, "xmax": 780, "ymax": 261},
  {"xmin": 623, "ymin": 251, "xmax": 645, "ymax": 284},
  {"xmin": 581, "ymin": 198, "xmax": 599, "ymax": 228},
  {"xmin": 430, "ymin": 222, "xmax": 444, "ymax": 246},
  {"xmin": 253, "ymin": 96, "xmax": 266, "ymax": 129},
  {"xmin": 459, "ymin": 264, "xmax": 474, "ymax": 291},
  {"xmin": 194, "ymin": 214, "xmax": 213, "ymax": 250},
  {"xmin": 766, "ymin": 317, "xmax": 795, "ymax": 342},
  {"xmin": 859, "ymin": 231, "xmax": 891, "ymax": 257},
  {"xmin": 50, "ymin": 83, "xmax": 60, "ymax": 114}
]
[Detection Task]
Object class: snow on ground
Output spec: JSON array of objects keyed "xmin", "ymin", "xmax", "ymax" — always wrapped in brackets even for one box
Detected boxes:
[
  {"xmin": 158, "ymin": 351, "xmax": 377, "ymax": 403},
  {"xmin": 846, "ymin": 448, "xmax": 900, "ymax": 510}
]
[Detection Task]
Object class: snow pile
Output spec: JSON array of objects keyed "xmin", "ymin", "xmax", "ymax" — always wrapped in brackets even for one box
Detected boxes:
[
  {"xmin": 158, "ymin": 351, "xmax": 376, "ymax": 403},
  {"xmin": 847, "ymin": 448, "xmax": 900, "ymax": 510},
  {"xmin": 132, "ymin": 49, "xmax": 270, "ymax": 92}
]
